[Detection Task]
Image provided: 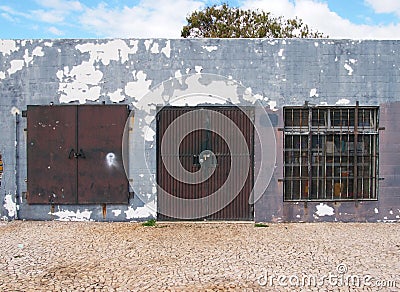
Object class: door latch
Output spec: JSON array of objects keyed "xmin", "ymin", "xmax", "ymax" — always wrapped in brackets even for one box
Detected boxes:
[{"xmin": 68, "ymin": 148, "xmax": 86, "ymax": 159}]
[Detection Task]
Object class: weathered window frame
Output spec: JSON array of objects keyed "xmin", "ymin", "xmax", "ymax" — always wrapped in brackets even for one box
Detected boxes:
[{"xmin": 283, "ymin": 104, "xmax": 379, "ymax": 201}]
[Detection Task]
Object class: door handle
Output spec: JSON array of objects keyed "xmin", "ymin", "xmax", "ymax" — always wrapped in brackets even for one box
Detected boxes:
[
  {"xmin": 75, "ymin": 149, "xmax": 86, "ymax": 159},
  {"xmin": 68, "ymin": 148, "xmax": 86, "ymax": 159},
  {"xmin": 68, "ymin": 149, "xmax": 75, "ymax": 159}
]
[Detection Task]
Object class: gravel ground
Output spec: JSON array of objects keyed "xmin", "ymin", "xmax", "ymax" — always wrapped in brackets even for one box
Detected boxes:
[{"xmin": 0, "ymin": 221, "xmax": 398, "ymax": 291}]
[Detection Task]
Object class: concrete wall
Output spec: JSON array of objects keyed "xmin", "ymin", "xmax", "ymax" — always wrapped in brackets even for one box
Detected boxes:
[{"xmin": 0, "ymin": 38, "xmax": 399, "ymax": 222}]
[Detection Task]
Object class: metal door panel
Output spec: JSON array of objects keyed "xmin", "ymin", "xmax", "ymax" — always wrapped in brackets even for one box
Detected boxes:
[
  {"xmin": 27, "ymin": 105, "xmax": 77, "ymax": 204},
  {"xmin": 77, "ymin": 105, "xmax": 128, "ymax": 204},
  {"xmin": 157, "ymin": 107, "xmax": 254, "ymax": 220}
]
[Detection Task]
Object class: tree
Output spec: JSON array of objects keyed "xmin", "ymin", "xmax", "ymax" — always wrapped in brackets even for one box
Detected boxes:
[{"xmin": 181, "ymin": 4, "xmax": 327, "ymax": 38}]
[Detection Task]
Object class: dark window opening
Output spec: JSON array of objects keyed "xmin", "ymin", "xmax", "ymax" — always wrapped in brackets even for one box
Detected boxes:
[{"xmin": 283, "ymin": 105, "xmax": 379, "ymax": 201}]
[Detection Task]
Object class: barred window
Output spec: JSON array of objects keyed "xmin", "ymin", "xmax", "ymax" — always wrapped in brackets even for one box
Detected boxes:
[{"xmin": 283, "ymin": 105, "xmax": 379, "ymax": 201}]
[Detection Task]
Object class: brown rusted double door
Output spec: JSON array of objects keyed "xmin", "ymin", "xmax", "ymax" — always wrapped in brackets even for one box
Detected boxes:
[
  {"xmin": 27, "ymin": 105, "xmax": 128, "ymax": 204},
  {"xmin": 157, "ymin": 106, "xmax": 254, "ymax": 220}
]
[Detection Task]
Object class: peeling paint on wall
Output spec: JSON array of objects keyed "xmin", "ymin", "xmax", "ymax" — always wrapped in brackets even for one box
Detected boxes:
[
  {"xmin": 124, "ymin": 204, "xmax": 156, "ymax": 220},
  {"xmin": 49, "ymin": 208, "xmax": 93, "ymax": 221},
  {"xmin": 57, "ymin": 61, "xmax": 103, "ymax": 104},
  {"xmin": 8, "ymin": 60, "xmax": 24, "ymax": 75},
  {"xmin": 315, "ymin": 203, "xmax": 334, "ymax": 217},
  {"xmin": 125, "ymin": 70, "xmax": 152, "ymax": 101},
  {"xmin": 310, "ymin": 88, "xmax": 319, "ymax": 98},
  {"xmin": 76, "ymin": 39, "xmax": 138, "ymax": 65},
  {"xmin": 3, "ymin": 193, "xmax": 16, "ymax": 218},
  {"xmin": 109, "ymin": 88, "xmax": 125, "ymax": 103},
  {"xmin": 112, "ymin": 210, "xmax": 122, "ymax": 217},
  {"xmin": 336, "ymin": 98, "xmax": 350, "ymax": 105},
  {"xmin": 161, "ymin": 40, "xmax": 171, "ymax": 58},
  {"xmin": 0, "ymin": 40, "xmax": 18, "ymax": 56},
  {"xmin": 202, "ymin": 45, "xmax": 218, "ymax": 53}
]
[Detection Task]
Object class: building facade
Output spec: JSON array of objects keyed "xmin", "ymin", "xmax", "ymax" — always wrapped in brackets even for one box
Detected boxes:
[{"xmin": 0, "ymin": 38, "xmax": 399, "ymax": 222}]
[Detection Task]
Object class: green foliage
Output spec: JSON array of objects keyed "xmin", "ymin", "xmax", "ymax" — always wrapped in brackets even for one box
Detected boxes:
[
  {"xmin": 181, "ymin": 3, "xmax": 327, "ymax": 38},
  {"xmin": 142, "ymin": 219, "xmax": 157, "ymax": 226},
  {"xmin": 254, "ymin": 222, "xmax": 269, "ymax": 227}
]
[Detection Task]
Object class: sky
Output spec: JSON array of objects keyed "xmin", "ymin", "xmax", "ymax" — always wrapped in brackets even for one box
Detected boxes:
[{"xmin": 1, "ymin": 0, "xmax": 400, "ymax": 39}]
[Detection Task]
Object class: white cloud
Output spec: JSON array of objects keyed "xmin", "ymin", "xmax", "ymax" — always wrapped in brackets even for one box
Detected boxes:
[
  {"xmin": 242, "ymin": 0, "xmax": 400, "ymax": 39},
  {"xmin": 48, "ymin": 26, "xmax": 64, "ymax": 35},
  {"xmin": 364, "ymin": 0, "xmax": 400, "ymax": 15},
  {"xmin": 32, "ymin": 9, "xmax": 65, "ymax": 22},
  {"xmin": 35, "ymin": 0, "xmax": 83, "ymax": 11},
  {"xmin": 1, "ymin": 12, "xmax": 17, "ymax": 22},
  {"xmin": 78, "ymin": 0, "xmax": 204, "ymax": 38}
]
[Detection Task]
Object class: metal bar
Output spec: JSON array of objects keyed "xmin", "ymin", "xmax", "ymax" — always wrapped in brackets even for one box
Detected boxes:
[{"xmin": 354, "ymin": 101, "xmax": 359, "ymax": 200}]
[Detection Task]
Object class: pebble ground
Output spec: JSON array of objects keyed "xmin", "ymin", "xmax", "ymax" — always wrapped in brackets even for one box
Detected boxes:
[{"xmin": 0, "ymin": 221, "xmax": 398, "ymax": 291}]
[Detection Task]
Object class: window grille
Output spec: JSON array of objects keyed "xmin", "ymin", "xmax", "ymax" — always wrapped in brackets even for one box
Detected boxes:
[{"xmin": 283, "ymin": 105, "xmax": 379, "ymax": 201}]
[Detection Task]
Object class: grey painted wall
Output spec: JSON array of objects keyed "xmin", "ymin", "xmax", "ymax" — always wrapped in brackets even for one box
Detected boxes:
[{"xmin": 0, "ymin": 38, "xmax": 399, "ymax": 222}]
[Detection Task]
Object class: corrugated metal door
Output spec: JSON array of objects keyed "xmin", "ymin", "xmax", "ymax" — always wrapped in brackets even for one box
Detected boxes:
[
  {"xmin": 27, "ymin": 105, "xmax": 77, "ymax": 204},
  {"xmin": 157, "ymin": 106, "xmax": 254, "ymax": 220},
  {"xmin": 77, "ymin": 105, "xmax": 128, "ymax": 204},
  {"xmin": 27, "ymin": 105, "xmax": 129, "ymax": 204}
]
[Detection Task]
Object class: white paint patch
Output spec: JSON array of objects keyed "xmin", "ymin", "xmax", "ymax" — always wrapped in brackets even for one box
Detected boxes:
[
  {"xmin": 315, "ymin": 203, "xmax": 334, "ymax": 216},
  {"xmin": 76, "ymin": 40, "xmax": 137, "ymax": 65},
  {"xmin": 336, "ymin": 98, "xmax": 350, "ymax": 105},
  {"xmin": 57, "ymin": 60, "xmax": 102, "ymax": 104},
  {"xmin": 0, "ymin": 40, "xmax": 18, "ymax": 56},
  {"xmin": 374, "ymin": 208, "xmax": 379, "ymax": 214},
  {"xmin": 174, "ymin": 70, "xmax": 182, "ymax": 79},
  {"xmin": 389, "ymin": 210, "xmax": 393, "ymax": 215},
  {"xmin": 144, "ymin": 39, "xmax": 153, "ymax": 51},
  {"xmin": 112, "ymin": 210, "xmax": 122, "ymax": 217},
  {"xmin": 106, "ymin": 153, "xmax": 116, "ymax": 167},
  {"xmin": 144, "ymin": 115, "xmax": 153, "ymax": 125},
  {"xmin": 314, "ymin": 42, "xmax": 319, "ymax": 47},
  {"xmin": 50, "ymin": 209, "xmax": 92, "ymax": 221},
  {"xmin": 309, "ymin": 88, "xmax": 319, "ymax": 98},
  {"xmin": 125, "ymin": 70, "xmax": 152, "ymax": 100},
  {"xmin": 202, "ymin": 45, "xmax": 218, "ymax": 52},
  {"xmin": 3, "ymin": 194, "xmax": 16, "ymax": 218},
  {"xmin": 0, "ymin": 71, "xmax": 5, "ymax": 80},
  {"xmin": 268, "ymin": 100, "xmax": 278, "ymax": 111},
  {"xmin": 296, "ymin": 215, "xmax": 301, "ymax": 218},
  {"xmin": 109, "ymin": 88, "xmax": 125, "ymax": 103},
  {"xmin": 195, "ymin": 66, "xmax": 203, "ymax": 73},
  {"xmin": 10, "ymin": 106, "xmax": 20, "ymax": 115},
  {"xmin": 150, "ymin": 42, "xmax": 159, "ymax": 54},
  {"xmin": 161, "ymin": 40, "xmax": 171, "ymax": 58},
  {"xmin": 125, "ymin": 203, "xmax": 156, "ymax": 219},
  {"xmin": 143, "ymin": 125, "xmax": 156, "ymax": 142},
  {"xmin": 8, "ymin": 60, "xmax": 24, "ymax": 75},
  {"xmin": 253, "ymin": 94, "xmax": 263, "ymax": 100},
  {"xmin": 129, "ymin": 40, "xmax": 139, "ymax": 54},
  {"xmin": 344, "ymin": 63, "xmax": 353, "ymax": 75},
  {"xmin": 278, "ymin": 48, "xmax": 284, "ymax": 57},
  {"xmin": 349, "ymin": 59, "xmax": 357, "ymax": 64}
]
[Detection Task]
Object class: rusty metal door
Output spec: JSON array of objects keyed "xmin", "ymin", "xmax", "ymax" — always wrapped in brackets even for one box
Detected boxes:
[
  {"xmin": 77, "ymin": 105, "xmax": 128, "ymax": 204},
  {"xmin": 27, "ymin": 105, "xmax": 129, "ymax": 204},
  {"xmin": 27, "ymin": 105, "xmax": 77, "ymax": 204},
  {"xmin": 157, "ymin": 106, "xmax": 254, "ymax": 220}
]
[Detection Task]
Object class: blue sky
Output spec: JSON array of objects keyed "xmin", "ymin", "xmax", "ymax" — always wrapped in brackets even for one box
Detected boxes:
[{"xmin": 1, "ymin": 0, "xmax": 400, "ymax": 39}]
